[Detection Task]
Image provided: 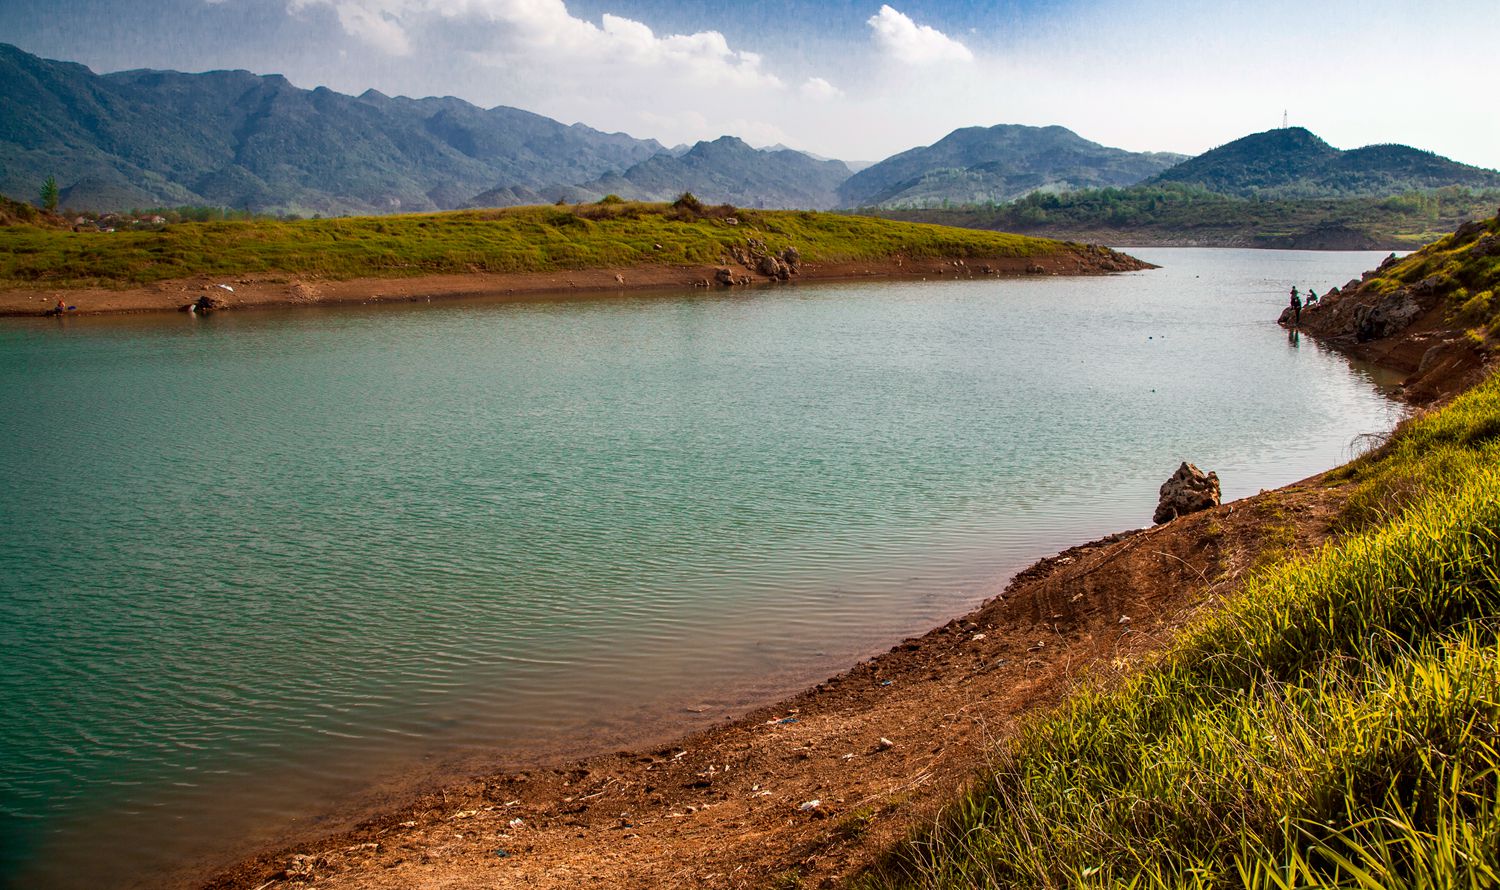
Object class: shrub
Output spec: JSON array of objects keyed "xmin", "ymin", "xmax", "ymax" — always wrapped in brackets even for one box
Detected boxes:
[{"xmin": 672, "ymin": 192, "xmax": 704, "ymax": 214}]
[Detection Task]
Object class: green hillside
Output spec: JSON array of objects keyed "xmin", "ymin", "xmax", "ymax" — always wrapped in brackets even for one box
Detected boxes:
[{"xmin": 1149, "ymin": 127, "xmax": 1500, "ymax": 198}]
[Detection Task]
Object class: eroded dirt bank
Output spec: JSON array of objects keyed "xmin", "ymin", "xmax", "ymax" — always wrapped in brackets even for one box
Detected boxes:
[
  {"xmin": 0, "ymin": 250, "xmax": 1147, "ymax": 318},
  {"xmin": 200, "ymin": 484, "xmax": 1376, "ymax": 890}
]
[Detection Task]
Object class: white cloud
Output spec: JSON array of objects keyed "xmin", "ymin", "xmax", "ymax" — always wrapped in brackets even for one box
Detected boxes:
[
  {"xmin": 867, "ymin": 5, "xmax": 973, "ymax": 65},
  {"xmin": 290, "ymin": 0, "xmax": 781, "ymax": 88},
  {"xmin": 339, "ymin": 3, "xmax": 413, "ymax": 54},
  {"xmin": 800, "ymin": 77, "xmax": 842, "ymax": 100}
]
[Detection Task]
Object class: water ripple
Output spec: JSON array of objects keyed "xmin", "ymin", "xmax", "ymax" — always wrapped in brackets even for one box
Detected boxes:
[{"xmin": 0, "ymin": 248, "xmax": 1405, "ymax": 888}]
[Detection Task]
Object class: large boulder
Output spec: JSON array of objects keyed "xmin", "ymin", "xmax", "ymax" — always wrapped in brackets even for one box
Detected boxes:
[
  {"xmin": 1354, "ymin": 288, "xmax": 1424, "ymax": 342},
  {"xmin": 757, "ymin": 254, "xmax": 789, "ymax": 279},
  {"xmin": 1451, "ymin": 219, "xmax": 1488, "ymax": 243},
  {"xmin": 1469, "ymin": 235, "xmax": 1500, "ymax": 258},
  {"xmin": 1153, "ymin": 462, "xmax": 1221, "ymax": 525}
]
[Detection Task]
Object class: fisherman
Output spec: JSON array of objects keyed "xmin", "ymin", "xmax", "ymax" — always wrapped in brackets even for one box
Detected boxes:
[
  {"xmin": 1289, "ymin": 288, "xmax": 1302, "ymax": 326},
  {"xmin": 1306, "ymin": 288, "xmax": 1319, "ymax": 305}
]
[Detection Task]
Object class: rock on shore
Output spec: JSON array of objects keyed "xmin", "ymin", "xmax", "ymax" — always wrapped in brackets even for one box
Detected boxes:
[{"xmin": 1154, "ymin": 462, "xmax": 1221, "ymax": 524}]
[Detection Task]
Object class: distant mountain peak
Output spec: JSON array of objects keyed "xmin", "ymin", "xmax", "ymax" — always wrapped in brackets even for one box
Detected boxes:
[{"xmin": 838, "ymin": 123, "xmax": 1187, "ymax": 208}]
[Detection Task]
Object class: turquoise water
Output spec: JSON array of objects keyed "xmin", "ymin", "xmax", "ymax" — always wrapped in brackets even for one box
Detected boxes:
[{"xmin": 1, "ymin": 249, "xmax": 1402, "ymax": 887}]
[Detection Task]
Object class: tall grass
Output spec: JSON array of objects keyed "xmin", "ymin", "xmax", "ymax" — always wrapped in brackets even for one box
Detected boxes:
[
  {"xmin": 0, "ymin": 202, "xmax": 1072, "ymax": 288},
  {"xmin": 861, "ymin": 371, "xmax": 1500, "ymax": 889}
]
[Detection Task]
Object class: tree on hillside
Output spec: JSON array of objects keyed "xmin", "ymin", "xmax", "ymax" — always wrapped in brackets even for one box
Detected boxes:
[{"xmin": 40, "ymin": 176, "xmax": 59, "ymax": 212}]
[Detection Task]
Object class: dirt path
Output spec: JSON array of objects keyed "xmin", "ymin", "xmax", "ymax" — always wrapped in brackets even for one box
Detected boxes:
[
  {"xmin": 202, "ymin": 479, "xmax": 1350, "ymax": 890},
  {"xmin": 0, "ymin": 252, "xmax": 1146, "ymax": 318}
]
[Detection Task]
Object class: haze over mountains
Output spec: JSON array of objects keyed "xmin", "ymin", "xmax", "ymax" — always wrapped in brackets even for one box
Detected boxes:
[{"xmin": 3, "ymin": 44, "xmax": 1497, "ymax": 216}]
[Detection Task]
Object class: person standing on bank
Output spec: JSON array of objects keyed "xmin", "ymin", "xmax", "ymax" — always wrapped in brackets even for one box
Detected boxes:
[{"xmin": 1289, "ymin": 287, "xmax": 1302, "ymax": 326}]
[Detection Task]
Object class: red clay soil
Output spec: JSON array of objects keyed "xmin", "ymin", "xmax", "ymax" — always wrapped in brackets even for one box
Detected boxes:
[
  {"xmin": 198, "ymin": 479, "xmax": 1356, "ymax": 890},
  {"xmin": 0, "ymin": 252, "xmax": 1148, "ymax": 318}
]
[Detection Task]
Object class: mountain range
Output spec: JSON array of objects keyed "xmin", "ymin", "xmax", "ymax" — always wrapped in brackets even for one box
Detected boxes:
[{"xmin": 3, "ymin": 43, "xmax": 1498, "ymax": 216}]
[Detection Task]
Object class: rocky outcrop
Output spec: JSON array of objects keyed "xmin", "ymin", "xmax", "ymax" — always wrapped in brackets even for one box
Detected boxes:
[
  {"xmin": 1353, "ymin": 288, "xmax": 1427, "ymax": 342},
  {"xmin": 1153, "ymin": 462, "xmax": 1221, "ymax": 525},
  {"xmin": 725, "ymin": 238, "xmax": 801, "ymax": 283},
  {"xmin": 1279, "ymin": 212, "xmax": 1497, "ymax": 405}
]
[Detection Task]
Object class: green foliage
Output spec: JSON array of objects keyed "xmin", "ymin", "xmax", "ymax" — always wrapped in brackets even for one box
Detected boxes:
[
  {"xmin": 0, "ymin": 203, "xmax": 1068, "ymax": 288},
  {"xmin": 0, "ymin": 193, "xmax": 42, "ymax": 226},
  {"xmin": 39, "ymin": 175, "xmax": 58, "ymax": 212},
  {"xmin": 871, "ymin": 185, "xmax": 1500, "ymax": 250},
  {"xmin": 597, "ymin": 194, "xmax": 625, "ymax": 205},
  {"xmin": 860, "ymin": 371, "xmax": 1500, "ymax": 889}
]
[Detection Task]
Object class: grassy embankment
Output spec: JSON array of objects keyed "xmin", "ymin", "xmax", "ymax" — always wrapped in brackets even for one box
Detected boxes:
[
  {"xmin": 861, "ymin": 368, "xmax": 1500, "ymax": 887},
  {"xmin": 869, "ymin": 185, "xmax": 1500, "ymax": 249},
  {"xmin": 0, "ymin": 198, "xmax": 1073, "ymax": 289},
  {"xmin": 1358, "ymin": 216, "xmax": 1500, "ymax": 343}
]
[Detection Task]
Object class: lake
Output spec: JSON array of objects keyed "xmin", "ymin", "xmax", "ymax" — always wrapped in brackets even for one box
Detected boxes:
[{"xmin": 0, "ymin": 248, "xmax": 1404, "ymax": 887}]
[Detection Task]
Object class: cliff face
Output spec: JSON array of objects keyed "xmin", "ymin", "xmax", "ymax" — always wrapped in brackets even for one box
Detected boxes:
[{"xmin": 1288, "ymin": 212, "xmax": 1500, "ymax": 402}]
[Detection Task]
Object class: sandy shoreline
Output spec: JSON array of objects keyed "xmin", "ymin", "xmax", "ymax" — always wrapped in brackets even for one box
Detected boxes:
[{"xmin": 0, "ymin": 252, "xmax": 1147, "ymax": 318}]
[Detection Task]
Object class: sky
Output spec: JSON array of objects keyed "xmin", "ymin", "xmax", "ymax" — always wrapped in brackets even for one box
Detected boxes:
[{"xmin": 3, "ymin": 0, "xmax": 1498, "ymax": 168}]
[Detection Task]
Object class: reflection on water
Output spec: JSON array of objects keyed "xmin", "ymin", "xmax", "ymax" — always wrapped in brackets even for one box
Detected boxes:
[{"xmin": 0, "ymin": 248, "xmax": 1404, "ymax": 887}]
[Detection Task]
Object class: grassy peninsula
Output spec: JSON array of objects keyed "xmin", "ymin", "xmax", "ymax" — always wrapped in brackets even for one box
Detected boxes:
[{"xmin": 0, "ymin": 197, "xmax": 1124, "ymax": 292}]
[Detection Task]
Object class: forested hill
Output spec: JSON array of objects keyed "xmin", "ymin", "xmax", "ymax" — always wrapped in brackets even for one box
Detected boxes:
[{"xmin": 1148, "ymin": 127, "xmax": 1500, "ymax": 198}]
